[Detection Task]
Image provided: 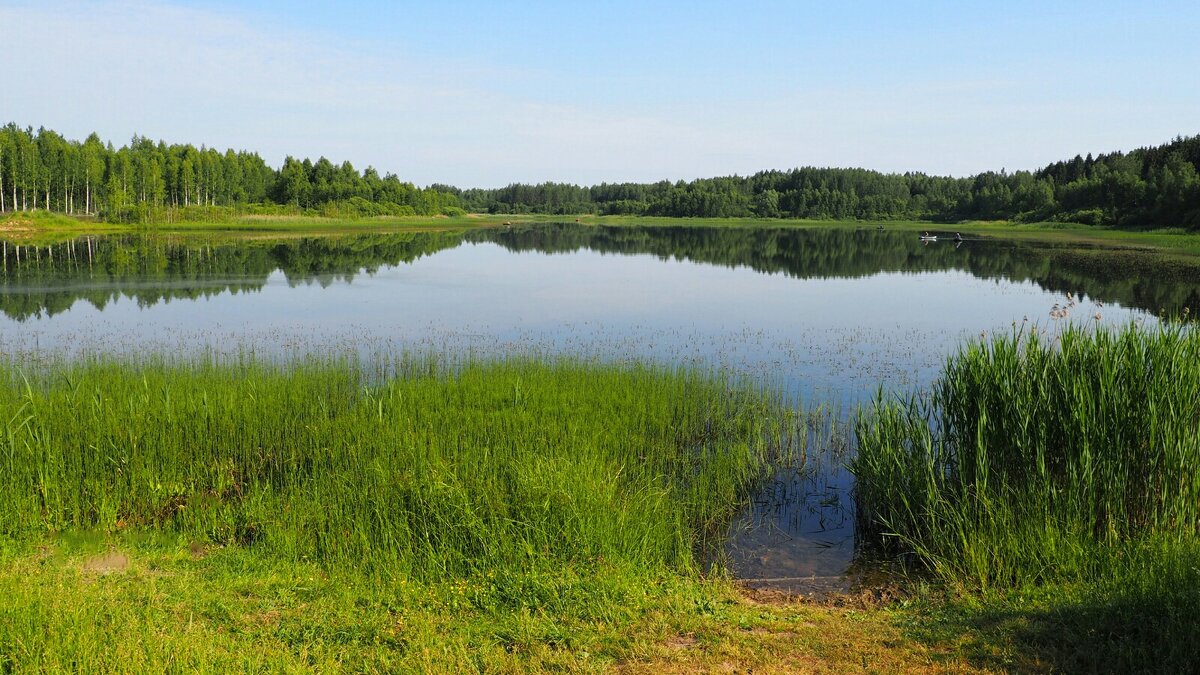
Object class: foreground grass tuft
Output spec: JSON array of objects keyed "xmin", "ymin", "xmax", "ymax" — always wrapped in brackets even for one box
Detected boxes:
[{"xmin": 854, "ymin": 323, "xmax": 1200, "ymax": 671}]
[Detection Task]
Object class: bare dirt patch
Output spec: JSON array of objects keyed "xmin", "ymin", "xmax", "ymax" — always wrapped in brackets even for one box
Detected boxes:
[
  {"xmin": 738, "ymin": 576, "xmax": 907, "ymax": 610},
  {"xmin": 82, "ymin": 551, "xmax": 130, "ymax": 574},
  {"xmin": 747, "ymin": 627, "xmax": 801, "ymax": 639},
  {"xmin": 664, "ymin": 633, "xmax": 699, "ymax": 650}
]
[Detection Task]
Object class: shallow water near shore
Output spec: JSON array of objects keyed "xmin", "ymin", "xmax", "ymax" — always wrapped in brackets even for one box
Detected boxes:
[{"xmin": 2, "ymin": 223, "xmax": 1195, "ymax": 587}]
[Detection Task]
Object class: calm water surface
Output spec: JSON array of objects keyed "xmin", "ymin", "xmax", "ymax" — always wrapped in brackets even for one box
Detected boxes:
[{"xmin": 3, "ymin": 224, "xmax": 1196, "ymax": 589}]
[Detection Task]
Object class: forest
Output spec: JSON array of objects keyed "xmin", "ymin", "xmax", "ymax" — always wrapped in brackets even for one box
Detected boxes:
[
  {"xmin": 1, "ymin": 123, "xmax": 1198, "ymax": 228},
  {"xmin": 457, "ymin": 136, "xmax": 1200, "ymax": 227},
  {"xmin": 0, "ymin": 124, "xmax": 463, "ymax": 222}
]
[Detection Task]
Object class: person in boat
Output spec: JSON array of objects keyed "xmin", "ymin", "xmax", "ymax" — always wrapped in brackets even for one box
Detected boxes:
[
  {"xmin": 923, "ymin": 231, "xmax": 931, "ymax": 238},
  {"xmin": 954, "ymin": 232, "xmax": 963, "ymax": 242}
]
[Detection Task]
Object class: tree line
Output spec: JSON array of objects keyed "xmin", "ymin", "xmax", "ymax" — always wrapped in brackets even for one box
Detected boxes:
[
  {"xmin": 453, "ymin": 137, "xmax": 1200, "ymax": 228},
  {"xmin": 2, "ymin": 123, "xmax": 1198, "ymax": 228},
  {"xmin": 0, "ymin": 124, "xmax": 463, "ymax": 222}
]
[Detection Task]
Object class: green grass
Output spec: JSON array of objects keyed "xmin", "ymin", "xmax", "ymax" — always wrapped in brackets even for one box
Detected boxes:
[
  {"xmin": 1, "ymin": 210, "xmax": 126, "ymax": 243},
  {"xmin": 154, "ymin": 213, "xmax": 542, "ymax": 235},
  {"xmin": 0, "ymin": 536, "xmax": 703, "ymax": 672},
  {"xmin": 0, "ymin": 355, "xmax": 859, "ymax": 671},
  {"xmin": 853, "ymin": 322, "xmax": 1200, "ymax": 671},
  {"xmin": 2, "ymin": 210, "xmax": 538, "ymax": 245},
  {"xmin": 0, "ymin": 539, "xmax": 955, "ymax": 674},
  {"xmin": 0, "ymin": 356, "xmax": 804, "ymax": 573}
]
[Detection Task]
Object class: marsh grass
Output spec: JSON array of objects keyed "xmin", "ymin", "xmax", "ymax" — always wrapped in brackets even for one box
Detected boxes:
[
  {"xmin": 0, "ymin": 355, "xmax": 800, "ymax": 579},
  {"xmin": 853, "ymin": 323, "xmax": 1200, "ymax": 670}
]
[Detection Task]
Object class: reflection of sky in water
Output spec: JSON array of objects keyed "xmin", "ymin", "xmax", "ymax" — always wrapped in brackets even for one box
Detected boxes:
[{"xmin": 0, "ymin": 242, "xmax": 1147, "ymax": 409}]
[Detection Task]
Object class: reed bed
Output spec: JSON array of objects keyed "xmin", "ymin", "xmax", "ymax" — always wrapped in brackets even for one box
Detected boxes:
[
  {"xmin": 0, "ymin": 355, "xmax": 801, "ymax": 579},
  {"xmin": 854, "ymin": 322, "xmax": 1200, "ymax": 586},
  {"xmin": 852, "ymin": 322, "xmax": 1200, "ymax": 668}
]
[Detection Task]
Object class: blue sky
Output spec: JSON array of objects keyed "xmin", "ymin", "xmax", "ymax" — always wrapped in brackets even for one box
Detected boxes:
[{"xmin": 2, "ymin": 0, "xmax": 1198, "ymax": 186}]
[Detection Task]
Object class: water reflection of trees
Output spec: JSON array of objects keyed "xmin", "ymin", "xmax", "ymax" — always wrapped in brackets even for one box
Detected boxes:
[
  {"xmin": 474, "ymin": 224, "xmax": 1200, "ymax": 316},
  {"xmin": 2, "ymin": 225, "xmax": 1197, "ymax": 321},
  {"xmin": 0, "ymin": 232, "xmax": 465, "ymax": 320}
]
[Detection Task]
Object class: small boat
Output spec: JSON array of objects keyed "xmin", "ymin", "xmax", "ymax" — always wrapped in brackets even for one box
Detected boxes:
[{"xmin": 920, "ymin": 235, "xmax": 937, "ymax": 242}]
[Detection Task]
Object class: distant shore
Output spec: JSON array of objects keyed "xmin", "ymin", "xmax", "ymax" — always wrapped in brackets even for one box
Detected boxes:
[{"xmin": 6, "ymin": 209, "xmax": 1200, "ymax": 257}]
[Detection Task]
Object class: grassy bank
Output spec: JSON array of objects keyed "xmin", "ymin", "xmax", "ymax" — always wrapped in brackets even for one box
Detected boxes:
[
  {"xmin": 854, "ymin": 323, "xmax": 1200, "ymax": 671},
  {"xmin": 8, "ymin": 209, "xmax": 1200, "ymax": 257},
  {"xmin": 0, "ymin": 210, "xmax": 555, "ymax": 241},
  {"xmin": 1, "ymin": 356, "xmax": 912, "ymax": 671},
  {"xmin": 1, "ymin": 538, "xmax": 965, "ymax": 673}
]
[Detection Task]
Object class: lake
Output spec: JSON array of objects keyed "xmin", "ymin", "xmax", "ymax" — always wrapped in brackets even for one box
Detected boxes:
[{"xmin": 3, "ymin": 223, "xmax": 1197, "ymax": 589}]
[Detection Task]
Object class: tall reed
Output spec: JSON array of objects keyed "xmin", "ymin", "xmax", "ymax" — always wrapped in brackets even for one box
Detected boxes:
[{"xmin": 853, "ymin": 323, "xmax": 1200, "ymax": 587}]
